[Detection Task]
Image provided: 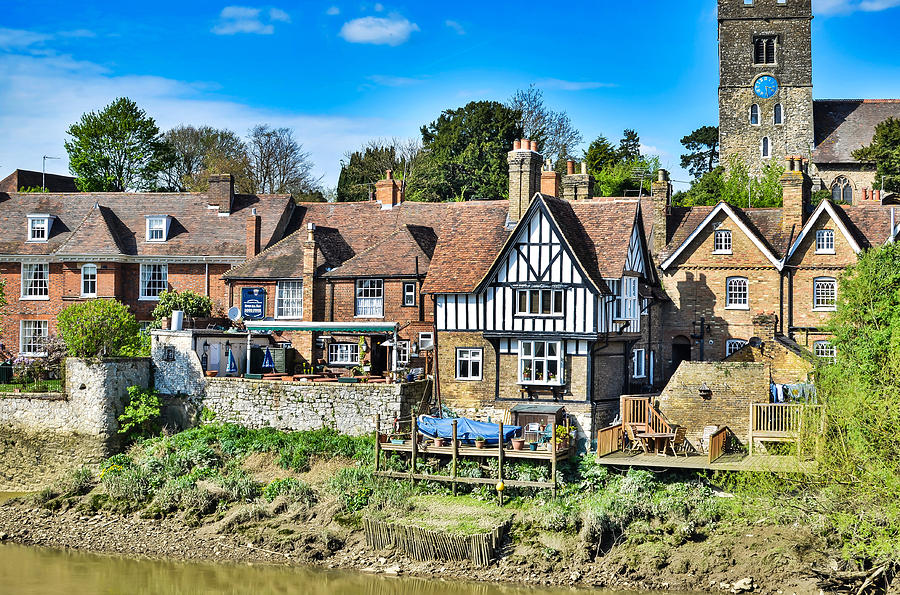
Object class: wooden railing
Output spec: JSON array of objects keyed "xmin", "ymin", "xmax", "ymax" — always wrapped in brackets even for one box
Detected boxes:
[
  {"xmin": 596, "ymin": 424, "xmax": 623, "ymax": 458},
  {"xmin": 749, "ymin": 403, "xmax": 825, "ymax": 456},
  {"xmin": 621, "ymin": 395, "xmax": 671, "ymax": 434},
  {"xmin": 647, "ymin": 405, "xmax": 672, "ymax": 434},
  {"xmin": 708, "ymin": 426, "xmax": 728, "ymax": 464}
]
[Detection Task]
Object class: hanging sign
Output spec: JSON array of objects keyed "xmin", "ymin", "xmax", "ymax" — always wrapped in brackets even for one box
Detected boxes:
[{"xmin": 241, "ymin": 287, "xmax": 267, "ymax": 320}]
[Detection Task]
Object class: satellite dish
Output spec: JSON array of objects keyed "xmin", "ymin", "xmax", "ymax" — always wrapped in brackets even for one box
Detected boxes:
[{"xmin": 227, "ymin": 306, "xmax": 241, "ymax": 321}]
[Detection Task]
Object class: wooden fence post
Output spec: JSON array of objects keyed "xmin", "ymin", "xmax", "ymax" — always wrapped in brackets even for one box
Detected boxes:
[
  {"xmin": 498, "ymin": 421, "xmax": 504, "ymax": 506},
  {"xmin": 375, "ymin": 414, "xmax": 381, "ymax": 473},
  {"xmin": 550, "ymin": 422, "xmax": 557, "ymax": 498},
  {"xmin": 411, "ymin": 415, "xmax": 418, "ymax": 483},
  {"xmin": 451, "ymin": 419, "xmax": 458, "ymax": 496}
]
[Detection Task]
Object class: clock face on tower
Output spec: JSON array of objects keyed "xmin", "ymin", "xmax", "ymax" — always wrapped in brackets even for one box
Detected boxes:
[{"xmin": 754, "ymin": 76, "xmax": 779, "ymax": 99}]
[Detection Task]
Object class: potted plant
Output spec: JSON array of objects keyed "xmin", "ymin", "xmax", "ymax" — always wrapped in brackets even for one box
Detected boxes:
[
  {"xmin": 528, "ymin": 441, "xmax": 539, "ymax": 451},
  {"xmin": 378, "ymin": 432, "xmax": 389, "ymax": 444},
  {"xmin": 511, "ymin": 437, "xmax": 526, "ymax": 451},
  {"xmin": 554, "ymin": 425, "xmax": 570, "ymax": 450},
  {"xmin": 390, "ymin": 434, "xmax": 405, "ymax": 445},
  {"xmin": 433, "ymin": 437, "xmax": 446, "ymax": 447},
  {"xmin": 474, "ymin": 436, "xmax": 486, "ymax": 449}
]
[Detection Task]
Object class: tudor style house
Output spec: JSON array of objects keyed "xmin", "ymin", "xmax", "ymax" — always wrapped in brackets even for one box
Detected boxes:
[
  {"xmin": 647, "ymin": 157, "xmax": 899, "ymax": 379},
  {"xmin": 0, "ymin": 174, "xmax": 296, "ymax": 358},
  {"xmin": 222, "ymin": 173, "xmax": 470, "ymax": 377},
  {"xmin": 422, "ymin": 140, "xmax": 661, "ymax": 437}
]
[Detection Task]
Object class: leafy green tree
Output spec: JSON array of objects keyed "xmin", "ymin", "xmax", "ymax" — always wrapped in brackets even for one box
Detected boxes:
[
  {"xmin": 674, "ymin": 156, "xmax": 782, "ymax": 207},
  {"xmin": 408, "ymin": 101, "xmax": 523, "ymax": 202},
  {"xmin": 57, "ymin": 300, "xmax": 142, "ymax": 358},
  {"xmin": 337, "ymin": 139, "xmax": 421, "ymax": 202},
  {"xmin": 118, "ymin": 385, "xmax": 163, "ymax": 442},
  {"xmin": 151, "ymin": 290, "xmax": 213, "ymax": 324},
  {"xmin": 680, "ymin": 125, "xmax": 720, "ymax": 179},
  {"xmin": 673, "ymin": 167, "xmax": 725, "ymax": 207},
  {"xmin": 65, "ymin": 97, "xmax": 173, "ymax": 192},
  {"xmin": 853, "ymin": 117, "xmax": 900, "ymax": 192},
  {"xmin": 583, "ymin": 135, "xmax": 618, "ymax": 176},
  {"xmin": 617, "ymin": 129, "xmax": 641, "ymax": 162},
  {"xmin": 594, "ymin": 156, "xmax": 661, "ymax": 197},
  {"xmin": 161, "ymin": 125, "xmax": 251, "ymax": 193},
  {"xmin": 508, "ymin": 85, "xmax": 583, "ymax": 165}
]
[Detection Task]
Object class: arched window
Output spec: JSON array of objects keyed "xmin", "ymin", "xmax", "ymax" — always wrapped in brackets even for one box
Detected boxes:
[
  {"xmin": 774, "ymin": 103, "xmax": 783, "ymax": 125},
  {"xmin": 761, "ymin": 137, "xmax": 770, "ymax": 158},
  {"xmin": 831, "ymin": 177, "xmax": 853, "ymax": 204},
  {"xmin": 750, "ymin": 104, "xmax": 760, "ymax": 125}
]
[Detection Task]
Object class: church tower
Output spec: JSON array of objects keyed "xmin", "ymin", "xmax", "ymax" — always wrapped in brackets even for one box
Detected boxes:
[{"xmin": 718, "ymin": 0, "xmax": 814, "ymax": 176}]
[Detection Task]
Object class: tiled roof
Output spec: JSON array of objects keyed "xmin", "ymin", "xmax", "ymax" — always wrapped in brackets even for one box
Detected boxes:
[
  {"xmin": 560, "ymin": 198, "xmax": 641, "ymax": 280},
  {"xmin": 813, "ymin": 100, "xmax": 900, "ymax": 164},
  {"xmin": 0, "ymin": 191, "xmax": 294, "ymax": 258},
  {"xmin": 224, "ymin": 201, "xmax": 464, "ymax": 280},
  {"xmin": 837, "ymin": 204, "xmax": 895, "ymax": 250}
]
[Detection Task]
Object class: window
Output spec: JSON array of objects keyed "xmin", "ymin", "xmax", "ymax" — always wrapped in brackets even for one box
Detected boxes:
[
  {"xmin": 774, "ymin": 103, "xmax": 783, "ymax": 125},
  {"xmin": 726, "ymin": 277, "xmax": 749, "ymax": 309},
  {"xmin": 146, "ymin": 216, "xmax": 168, "ymax": 242},
  {"xmin": 606, "ymin": 279, "xmax": 622, "ymax": 319},
  {"xmin": 750, "ymin": 104, "xmax": 760, "ymax": 125},
  {"xmin": 726, "ymin": 339, "xmax": 748, "ymax": 357},
  {"xmin": 21, "ymin": 263, "xmax": 49, "ymax": 298},
  {"xmin": 402, "ymin": 282, "xmax": 416, "ymax": 307},
  {"xmin": 20, "ymin": 320, "xmax": 48, "ymax": 356},
  {"xmin": 814, "ymin": 341, "xmax": 836, "ymax": 361},
  {"xmin": 516, "ymin": 289, "xmax": 563, "ymax": 316},
  {"xmin": 623, "ymin": 277, "xmax": 639, "ymax": 322},
  {"xmin": 275, "ymin": 280, "xmax": 303, "ymax": 319},
  {"xmin": 27, "ymin": 216, "xmax": 50, "ymax": 242},
  {"xmin": 418, "ymin": 332, "xmax": 434, "ymax": 350},
  {"xmin": 456, "ymin": 348, "xmax": 483, "ymax": 381},
  {"xmin": 714, "ymin": 230, "xmax": 733, "ymax": 254},
  {"xmin": 396, "ymin": 340, "xmax": 410, "ymax": 365},
  {"xmin": 139, "ymin": 263, "xmax": 168, "ymax": 299},
  {"xmin": 816, "ymin": 230, "xmax": 835, "ymax": 254},
  {"xmin": 355, "ymin": 279, "xmax": 384, "ymax": 317},
  {"xmin": 814, "ymin": 277, "xmax": 837, "ymax": 311},
  {"xmin": 831, "ymin": 177, "xmax": 853, "ymax": 204},
  {"xmin": 81, "ymin": 264, "xmax": 97, "ymax": 297},
  {"xmin": 761, "ymin": 137, "xmax": 771, "ymax": 158},
  {"xmin": 328, "ymin": 343, "xmax": 359, "ymax": 365},
  {"xmin": 632, "ymin": 348, "xmax": 646, "ymax": 378},
  {"xmin": 754, "ymin": 36, "xmax": 776, "ymax": 64},
  {"xmin": 519, "ymin": 340, "xmax": 563, "ymax": 385}
]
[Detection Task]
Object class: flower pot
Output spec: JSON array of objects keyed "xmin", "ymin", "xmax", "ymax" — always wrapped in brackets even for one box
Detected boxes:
[
  {"xmin": 528, "ymin": 442, "xmax": 538, "ymax": 451},
  {"xmin": 205, "ymin": 370, "xmax": 218, "ymax": 377},
  {"xmin": 378, "ymin": 433, "xmax": 389, "ymax": 444},
  {"xmin": 474, "ymin": 440, "xmax": 486, "ymax": 449},
  {"xmin": 390, "ymin": 439, "xmax": 405, "ymax": 445},
  {"xmin": 433, "ymin": 438, "xmax": 446, "ymax": 447},
  {"xmin": 511, "ymin": 438, "xmax": 525, "ymax": 451}
]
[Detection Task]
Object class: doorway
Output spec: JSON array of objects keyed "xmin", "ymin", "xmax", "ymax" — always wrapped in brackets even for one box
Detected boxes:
[
  {"xmin": 672, "ymin": 336, "xmax": 692, "ymax": 375},
  {"xmin": 369, "ymin": 335, "xmax": 388, "ymax": 376}
]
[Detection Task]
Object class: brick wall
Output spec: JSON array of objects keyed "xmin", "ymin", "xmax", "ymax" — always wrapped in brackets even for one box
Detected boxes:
[{"xmin": 727, "ymin": 341, "xmax": 813, "ymax": 385}]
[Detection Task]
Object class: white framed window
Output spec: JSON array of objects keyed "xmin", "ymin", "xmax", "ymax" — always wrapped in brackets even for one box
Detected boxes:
[
  {"xmin": 726, "ymin": 339, "xmax": 748, "ymax": 357},
  {"xmin": 396, "ymin": 340, "xmax": 410, "ymax": 365},
  {"xmin": 402, "ymin": 282, "xmax": 416, "ymax": 307},
  {"xmin": 814, "ymin": 277, "xmax": 837, "ymax": 311},
  {"xmin": 814, "ymin": 341, "xmax": 836, "ymax": 361},
  {"xmin": 81, "ymin": 263, "xmax": 97, "ymax": 297},
  {"xmin": 774, "ymin": 103, "xmax": 784, "ymax": 125},
  {"xmin": 275, "ymin": 280, "xmax": 303, "ymax": 319},
  {"xmin": 456, "ymin": 348, "xmax": 483, "ymax": 381},
  {"xmin": 519, "ymin": 340, "xmax": 563, "ymax": 386},
  {"xmin": 815, "ymin": 230, "xmax": 835, "ymax": 254},
  {"xmin": 726, "ymin": 277, "xmax": 749, "ymax": 310},
  {"xmin": 750, "ymin": 104, "xmax": 760, "ymax": 125},
  {"xmin": 27, "ymin": 216, "xmax": 51, "ymax": 242},
  {"xmin": 516, "ymin": 289, "xmax": 563, "ymax": 316},
  {"xmin": 761, "ymin": 136, "xmax": 771, "ymax": 158},
  {"xmin": 146, "ymin": 216, "xmax": 169, "ymax": 242},
  {"xmin": 139, "ymin": 263, "xmax": 168, "ymax": 300},
  {"xmin": 355, "ymin": 279, "xmax": 384, "ymax": 317},
  {"xmin": 606, "ymin": 279, "xmax": 622, "ymax": 319},
  {"xmin": 632, "ymin": 348, "xmax": 646, "ymax": 378},
  {"xmin": 418, "ymin": 332, "xmax": 434, "ymax": 350},
  {"xmin": 328, "ymin": 343, "xmax": 359, "ymax": 365},
  {"xmin": 21, "ymin": 263, "xmax": 49, "ymax": 299},
  {"xmin": 623, "ymin": 277, "xmax": 639, "ymax": 323},
  {"xmin": 713, "ymin": 230, "xmax": 732, "ymax": 254},
  {"xmin": 20, "ymin": 320, "xmax": 48, "ymax": 356}
]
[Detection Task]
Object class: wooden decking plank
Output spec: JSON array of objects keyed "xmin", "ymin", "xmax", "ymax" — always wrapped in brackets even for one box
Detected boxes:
[{"xmin": 595, "ymin": 451, "xmax": 816, "ymax": 473}]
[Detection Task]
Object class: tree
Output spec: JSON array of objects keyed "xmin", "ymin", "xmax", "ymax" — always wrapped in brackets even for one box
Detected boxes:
[
  {"xmin": 161, "ymin": 125, "xmax": 251, "ymax": 192},
  {"xmin": 151, "ymin": 290, "xmax": 213, "ymax": 325},
  {"xmin": 680, "ymin": 126, "xmax": 720, "ymax": 179},
  {"xmin": 246, "ymin": 125, "xmax": 321, "ymax": 198},
  {"xmin": 583, "ymin": 135, "xmax": 618, "ymax": 176},
  {"xmin": 337, "ymin": 138, "xmax": 422, "ymax": 202},
  {"xmin": 673, "ymin": 156, "xmax": 782, "ymax": 208},
  {"xmin": 508, "ymin": 85, "xmax": 583, "ymax": 164},
  {"xmin": 408, "ymin": 101, "xmax": 523, "ymax": 202},
  {"xmin": 56, "ymin": 300, "xmax": 142, "ymax": 358},
  {"xmin": 65, "ymin": 97, "xmax": 172, "ymax": 192},
  {"xmin": 853, "ymin": 117, "xmax": 900, "ymax": 193},
  {"xmin": 617, "ymin": 129, "xmax": 641, "ymax": 162}
]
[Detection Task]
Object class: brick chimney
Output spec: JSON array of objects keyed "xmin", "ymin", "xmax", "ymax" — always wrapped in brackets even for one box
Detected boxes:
[
  {"xmin": 780, "ymin": 156, "xmax": 810, "ymax": 237},
  {"xmin": 507, "ymin": 138, "xmax": 542, "ymax": 224},
  {"xmin": 651, "ymin": 169, "xmax": 672, "ymax": 257},
  {"xmin": 375, "ymin": 170, "xmax": 403, "ymax": 210},
  {"xmin": 246, "ymin": 207, "xmax": 261, "ymax": 258},
  {"xmin": 302, "ymin": 223, "xmax": 317, "ymax": 322},
  {"xmin": 752, "ymin": 313, "xmax": 778, "ymax": 343},
  {"xmin": 208, "ymin": 173, "xmax": 235, "ymax": 214},
  {"xmin": 562, "ymin": 162, "xmax": 594, "ymax": 201},
  {"xmin": 540, "ymin": 160, "xmax": 561, "ymax": 198}
]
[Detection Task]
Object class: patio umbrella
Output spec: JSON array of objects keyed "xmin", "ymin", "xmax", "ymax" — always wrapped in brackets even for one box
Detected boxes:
[
  {"xmin": 262, "ymin": 346, "xmax": 275, "ymax": 370},
  {"xmin": 226, "ymin": 349, "xmax": 238, "ymax": 374}
]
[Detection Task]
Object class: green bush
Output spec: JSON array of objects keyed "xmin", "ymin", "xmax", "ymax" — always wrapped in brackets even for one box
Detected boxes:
[
  {"xmin": 152, "ymin": 290, "xmax": 213, "ymax": 323},
  {"xmin": 118, "ymin": 385, "xmax": 163, "ymax": 441},
  {"xmin": 100, "ymin": 460, "xmax": 153, "ymax": 503},
  {"xmin": 262, "ymin": 477, "xmax": 315, "ymax": 504},
  {"xmin": 57, "ymin": 299, "xmax": 142, "ymax": 358}
]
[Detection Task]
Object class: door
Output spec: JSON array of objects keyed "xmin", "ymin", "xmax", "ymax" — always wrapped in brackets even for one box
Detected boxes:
[
  {"xmin": 672, "ymin": 336, "xmax": 691, "ymax": 375},
  {"xmin": 369, "ymin": 335, "xmax": 388, "ymax": 376}
]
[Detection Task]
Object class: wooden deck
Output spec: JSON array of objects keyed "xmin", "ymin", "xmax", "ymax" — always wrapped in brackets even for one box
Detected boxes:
[
  {"xmin": 379, "ymin": 441, "xmax": 572, "ymax": 462},
  {"xmin": 596, "ymin": 450, "xmax": 817, "ymax": 473}
]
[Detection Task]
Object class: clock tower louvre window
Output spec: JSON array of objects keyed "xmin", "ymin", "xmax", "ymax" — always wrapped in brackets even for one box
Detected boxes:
[{"xmin": 754, "ymin": 36, "xmax": 776, "ymax": 65}]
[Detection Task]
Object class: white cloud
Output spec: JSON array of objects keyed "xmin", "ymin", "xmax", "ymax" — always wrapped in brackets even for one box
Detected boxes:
[
  {"xmin": 374, "ymin": 3, "xmax": 384, "ymax": 12},
  {"xmin": 445, "ymin": 20, "xmax": 465, "ymax": 35},
  {"xmin": 339, "ymin": 15, "xmax": 419, "ymax": 46},
  {"xmin": 58, "ymin": 29, "xmax": 97, "ymax": 39},
  {"xmin": 816, "ymin": 0, "xmax": 900, "ymax": 14},
  {"xmin": 326, "ymin": 6, "xmax": 340, "ymax": 15},
  {"xmin": 367, "ymin": 74, "xmax": 423, "ymax": 87},
  {"xmin": 0, "ymin": 27, "xmax": 52, "ymax": 50},
  {"xmin": 534, "ymin": 78, "xmax": 617, "ymax": 92},
  {"xmin": 212, "ymin": 6, "xmax": 291, "ymax": 35}
]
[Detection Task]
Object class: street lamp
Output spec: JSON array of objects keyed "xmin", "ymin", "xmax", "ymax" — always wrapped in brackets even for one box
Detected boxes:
[{"xmin": 42, "ymin": 156, "xmax": 60, "ymax": 192}]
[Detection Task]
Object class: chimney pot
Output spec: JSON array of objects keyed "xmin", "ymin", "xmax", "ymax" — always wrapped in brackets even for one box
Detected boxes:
[
  {"xmin": 530, "ymin": 140, "xmax": 538, "ymax": 152},
  {"xmin": 566, "ymin": 160, "xmax": 575, "ymax": 175},
  {"xmin": 875, "ymin": 189, "xmax": 882, "ymax": 202},
  {"xmin": 580, "ymin": 162, "xmax": 587, "ymax": 175},
  {"xmin": 386, "ymin": 169, "xmax": 393, "ymax": 180},
  {"xmin": 514, "ymin": 139, "xmax": 521, "ymax": 150}
]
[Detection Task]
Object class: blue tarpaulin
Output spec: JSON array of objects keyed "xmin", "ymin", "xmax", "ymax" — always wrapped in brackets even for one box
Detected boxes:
[{"xmin": 417, "ymin": 415, "xmax": 521, "ymax": 445}]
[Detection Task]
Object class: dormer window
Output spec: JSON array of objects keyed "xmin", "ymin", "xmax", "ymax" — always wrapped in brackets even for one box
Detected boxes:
[
  {"xmin": 27, "ymin": 215, "xmax": 53, "ymax": 242},
  {"xmin": 146, "ymin": 216, "xmax": 171, "ymax": 242}
]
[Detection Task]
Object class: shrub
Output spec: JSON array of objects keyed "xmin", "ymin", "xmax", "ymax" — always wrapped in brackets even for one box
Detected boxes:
[
  {"xmin": 118, "ymin": 385, "xmax": 163, "ymax": 441},
  {"xmin": 57, "ymin": 299, "xmax": 142, "ymax": 358},
  {"xmin": 262, "ymin": 477, "xmax": 315, "ymax": 504},
  {"xmin": 100, "ymin": 461, "xmax": 153, "ymax": 503},
  {"xmin": 152, "ymin": 290, "xmax": 213, "ymax": 323}
]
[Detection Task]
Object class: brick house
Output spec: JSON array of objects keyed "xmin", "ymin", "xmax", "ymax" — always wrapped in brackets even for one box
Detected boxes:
[
  {"xmin": 421, "ymin": 140, "xmax": 662, "ymax": 437},
  {"xmin": 222, "ymin": 173, "xmax": 461, "ymax": 377},
  {"xmin": 646, "ymin": 157, "xmax": 899, "ymax": 380},
  {"xmin": 0, "ymin": 174, "xmax": 295, "ymax": 358}
]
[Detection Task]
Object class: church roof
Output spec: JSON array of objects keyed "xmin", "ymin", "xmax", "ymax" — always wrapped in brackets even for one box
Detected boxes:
[{"xmin": 813, "ymin": 99, "xmax": 900, "ymax": 164}]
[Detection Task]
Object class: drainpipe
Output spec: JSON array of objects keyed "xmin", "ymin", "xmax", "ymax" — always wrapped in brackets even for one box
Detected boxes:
[
  {"xmin": 778, "ymin": 272, "xmax": 785, "ymax": 336},
  {"xmin": 431, "ymin": 294, "xmax": 442, "ymax": 415},
  {"xmin": 205, "ymin": 263, "xmax": 209, "ymax": 297},
  {"xmin": 245, "ymin": 331, "xmax": 252, "ymax": 375},
  {"xmin": 788, "ymin": 271, "xmax": 794, "ymax": 340}
]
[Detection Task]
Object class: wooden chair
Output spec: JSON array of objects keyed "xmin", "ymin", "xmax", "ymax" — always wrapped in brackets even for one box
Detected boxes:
[
  {"xmin": 624, "ymin": 423, "xmax": 649, "ymax": 454},
  {"xmin": 666, "ymin": 426, "xmax": 688, "ymax": 457},
  {"xmin": 699, "ymin": 425, "xmax": 719, "ymax": 454}
]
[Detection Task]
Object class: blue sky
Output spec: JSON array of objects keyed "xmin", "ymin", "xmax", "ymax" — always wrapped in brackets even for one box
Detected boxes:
[{"xmin": 2, "ymin": 0, "xmax": 900, "ymax": 191}]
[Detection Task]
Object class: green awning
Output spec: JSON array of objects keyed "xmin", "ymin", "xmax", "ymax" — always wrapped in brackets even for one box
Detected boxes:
[{"xmin": 244, "ymin": 320, "xmax": 398, "ymax": 333}]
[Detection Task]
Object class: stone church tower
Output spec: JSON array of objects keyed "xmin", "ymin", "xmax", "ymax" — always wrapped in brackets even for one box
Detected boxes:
[{"xmin": 718, "ymin": 0, "xmax": 814, "ymax": 176}]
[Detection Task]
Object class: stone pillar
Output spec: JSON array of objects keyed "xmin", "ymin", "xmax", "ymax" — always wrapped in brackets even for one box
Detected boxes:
[
  {"xmin": 650, "ymin": 169, "xmax": 672, "ymax": 258},
  {"xmin": 780, "ymin": 156, "xmax": 810, "ymax": 237},
  {"xmin": 507, "ymin": 139, "xmax": 542, "ymax": 224}
]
